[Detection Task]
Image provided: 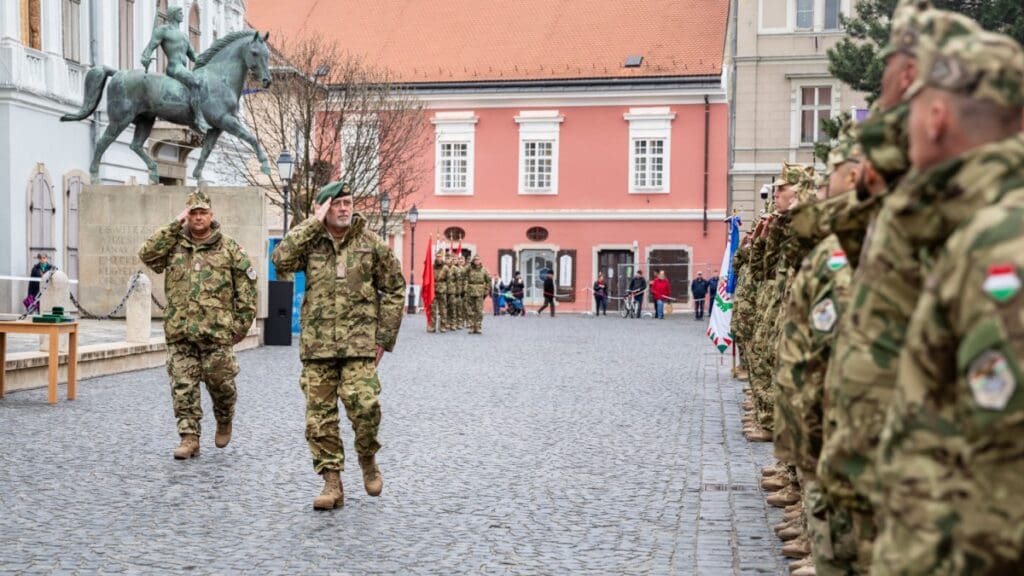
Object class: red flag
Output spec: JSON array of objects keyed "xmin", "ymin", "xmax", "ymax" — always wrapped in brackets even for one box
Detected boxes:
[
  {"xmin": 455, "ymin": 241, "xmax": 462, "ymax": 256},
  {"xmin": 422, "ymin": 237, "xmax": 434, "ymax": 327}
]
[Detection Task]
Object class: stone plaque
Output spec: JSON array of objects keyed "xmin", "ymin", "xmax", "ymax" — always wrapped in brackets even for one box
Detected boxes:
[{"xmin": 78, "ymin": 185, "xmax": 268, "ymax": 319}]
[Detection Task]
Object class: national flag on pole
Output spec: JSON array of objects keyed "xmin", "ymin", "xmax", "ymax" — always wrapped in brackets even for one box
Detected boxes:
[
  {"xmin": 422, "ymin": 237, "xmax": 435, "ymax": 326},
  {"xmin": 707, "ymin": 216, "xmax": 742, "ymax": 352}
]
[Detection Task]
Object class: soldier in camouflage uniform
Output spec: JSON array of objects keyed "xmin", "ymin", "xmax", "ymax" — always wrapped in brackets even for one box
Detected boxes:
[
  {"xmin": 774, "ymin": 124, "xmax": 862, "ymax": 576},
  {"xmin": 445, "ymin": 254, "xmax": 459, "ymax": 331},
  {"xmin": 429, "ymin": 249, "xmax": 447, "ymax": 333},
  {"xmin": 138, "ymin": 190, "xmax": 257, "ymax": 460},
  {"xmin": 816, "ymin": 8, "xmax": 982, "ymax": 571},
  {"xmin": 873, "ymin": 30, "xmax": 1024, "ymax": 575},
  {"xmin": 271, "ymin": 181, "xmax": 406, "ymax": 510},
  {"xmin": 466, "ymin": 254, "xmax": 490, "ymax": 334},
  {"xmin": 457, "ymin": 255, "xmax": 469, "ymax": 328}
]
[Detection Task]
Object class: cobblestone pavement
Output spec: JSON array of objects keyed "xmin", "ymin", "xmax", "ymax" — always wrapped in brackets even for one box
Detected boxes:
[
  {"xmin": 0, "ymin": 314, "xmax": 783, "ymax": 575},
  {"xmin": 3, "ymin": 319, "xmax": 164, "ymax": 354}
]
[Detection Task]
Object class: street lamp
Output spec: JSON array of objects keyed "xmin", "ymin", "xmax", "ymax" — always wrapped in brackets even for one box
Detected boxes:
[
  {"xmin": 406, "ymin": 204, "xmax": 418, "ymax": 314},
  {"xmin": 276, "ymin": 149, "xmax": 295, "ymax": 233},
  {"xmin": 379, "ymin": 192, "xmax": 391, "ymax": 240}
]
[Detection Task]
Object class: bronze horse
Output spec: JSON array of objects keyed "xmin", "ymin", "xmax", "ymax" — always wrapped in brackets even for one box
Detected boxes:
[{"xmin": 61, "ymin": 30, "xmax": 273, "ymax": 184}]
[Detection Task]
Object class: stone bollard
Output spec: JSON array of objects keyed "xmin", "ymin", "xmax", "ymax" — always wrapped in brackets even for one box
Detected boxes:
[
  {"xmin": 125, "ymin": 273, "xmax": 152, "ymax": 344},
  {"xmin": 38, "ymin": 270, "xmax": 71, "ymax": 353}
]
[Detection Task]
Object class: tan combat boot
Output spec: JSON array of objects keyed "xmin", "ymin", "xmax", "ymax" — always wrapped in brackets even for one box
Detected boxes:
[
  {"xmin": 313, "ymin": 470, "xmax": 343, "ymax": 510},
  {"xmin": 214, "ymin": 421, "xmax": 232, "ymax": 448},
  {"xmin": 173, "ymin": 434, "xmax": 200, "ymax": 459},
  {"xmin": 791, "ymin": 566, "xmax": 816, "ymax": 576},
  {"xmin": 736, "ymin": 368, "xmax": 749, "ymax": 381},
  {"xmin": 767, "ymin": 485, "xmax": 802, "ymax": 508},
  {"xmin": 359, "ymin": 455, "xmax": 383, "ymax": 496},
  {"xmin": 781, "ymin": 533, "xmax": 812, "ymax": 558},
  {"xmin": 789, "ymin": 556, "xmax": 814, "ymax": 574},
  {"xmin": 761, "ymin": 474, "xmax": 789, "ymax": 492},
  {"xmin": 777, "ymin": 522, "xmax": 804, "ymax": 542}
]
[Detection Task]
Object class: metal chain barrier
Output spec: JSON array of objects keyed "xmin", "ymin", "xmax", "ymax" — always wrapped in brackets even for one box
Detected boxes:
[
  {"xmin": 68, "ymin": 270, "xmax": 148, "ymax": 320},
  {"xmin": 151, "ymin": 293, "xmax": 166, "ymax": 311}
]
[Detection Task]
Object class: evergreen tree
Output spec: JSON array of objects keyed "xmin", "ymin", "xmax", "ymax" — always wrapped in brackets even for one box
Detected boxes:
[{"xmin": 828, "ymin": 0, "xmax": 1024, "ymax": 103}]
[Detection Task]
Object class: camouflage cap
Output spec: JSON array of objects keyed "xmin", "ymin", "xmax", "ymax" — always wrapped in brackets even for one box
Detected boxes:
[
  {"xmin": 185, "ymin": 190, "xmax": 211, "ymax": 211},
  {"xmin": 879, "ymin": 0, "xmax": 932, "ymax": 60},
  {"xmin": 906, "ymin": 29, "xmax": 1024, "ymax": 107},
  {"xmin": 827, "ymin": 118, "xmax": 863, "ymax": 172},
  {"xmin": 793, "ymin": 166, "xmax": 819, "ymax": 204},
  {"xmin": 858, "ymin": 102, "xmax": 911, "ymax": 185},
  {"xmin": 772, "ymin": 162, "xmax": 806, "ymax": 187},
  {"xmin": 315, "ymin": 181, "xmax": 353, "ymax": 205}
]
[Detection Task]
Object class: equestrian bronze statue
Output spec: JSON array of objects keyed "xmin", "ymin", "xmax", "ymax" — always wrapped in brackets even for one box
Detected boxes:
[{"xmin": 61, "ymin": 22, "xmax": 273, "ymax": 184}]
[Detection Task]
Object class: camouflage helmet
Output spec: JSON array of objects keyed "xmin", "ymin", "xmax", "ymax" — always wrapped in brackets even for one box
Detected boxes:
[
  {"xmin": 900, "ymin": 9, "xmax": 984, "ymax": 100},
  {"xmin": 906, "ymin": 29, "xmax": 1024, "ymax": 108},
  {"xmin": 315, "ymin": 181, "xmax": 353, "ymax": 205},
  {"xmin": 858, "ymin": 102, "xmax": 911, "ymax": 185},
  {"xmin": 772, "ymin": 162, "xmax": 805, "ymax": 188},
  {"xmin": 827, "ymin": 118, "xmax": 863, "ymax": 172},
  {"xmin": 793, "ymin": 166, "xmax": 819, "ymax": 205},
  {"xmin": 185, "ymin": 190, "xmax": 211, "ymax": 211}
]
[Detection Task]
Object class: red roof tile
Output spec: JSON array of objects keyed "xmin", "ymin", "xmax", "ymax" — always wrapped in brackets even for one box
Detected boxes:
[{"xmin": 246, "ymin": 0, "xmax": 729, "ymax": 83}]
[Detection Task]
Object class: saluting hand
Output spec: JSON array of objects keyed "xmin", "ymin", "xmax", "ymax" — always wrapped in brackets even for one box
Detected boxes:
[
  {"xmin": 176, "ymin": 208, "xmax": 190, "ymax": 227},
  {"xmin": 314, "ymin": 201, "xmax": 330, "ymax": 223}
]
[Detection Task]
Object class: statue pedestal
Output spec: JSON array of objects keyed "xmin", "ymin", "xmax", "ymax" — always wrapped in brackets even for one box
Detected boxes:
[{"xmin": 78, "ymin": 185, "xmax": 268, "ymax": 320}]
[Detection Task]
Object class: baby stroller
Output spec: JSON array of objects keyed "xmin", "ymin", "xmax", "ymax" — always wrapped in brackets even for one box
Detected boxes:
[{"xmin": 504, "ymin": 292, "xmax": 524, "ymax": 316}]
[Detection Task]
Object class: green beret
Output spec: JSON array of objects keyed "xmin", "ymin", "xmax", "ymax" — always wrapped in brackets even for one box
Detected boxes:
[{"xmin": 315, "ymin": 181, "xmax": 353, "ymax": 205}]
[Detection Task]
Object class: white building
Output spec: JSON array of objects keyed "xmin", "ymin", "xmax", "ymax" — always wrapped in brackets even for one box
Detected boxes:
[{"xmin": 0, "ymin": 0, "xmax": 248, "ymax": 313}]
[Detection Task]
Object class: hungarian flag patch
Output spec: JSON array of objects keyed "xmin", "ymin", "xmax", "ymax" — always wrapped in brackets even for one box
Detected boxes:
[
  {"xmin": 983, "ymin": 264, "xmax": 1021, "ymax": 303},
  {"xmin": 827, "ymin": 250, "xmax": 848, "ymax": 271}
]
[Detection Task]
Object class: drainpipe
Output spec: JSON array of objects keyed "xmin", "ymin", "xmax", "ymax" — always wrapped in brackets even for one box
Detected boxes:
[
  {"xmin": 726, "ymin": 0, "xmax": 738, "ymax": 220},
  {"xmin": 703, "ymin": 95, "xmax": 710, "ymax": 237},
  {"xmin": 88, "ymin": 0, "xmax": 100, "ymax": 157}
]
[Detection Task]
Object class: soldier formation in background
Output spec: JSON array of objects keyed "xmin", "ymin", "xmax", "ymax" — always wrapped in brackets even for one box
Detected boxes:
[
  {"xmin": 729, "ymin": 2, "xmax": 1024, "ymax": 573},
  {"xmin": 138, "ymin": 190, "xmax": 258, "ymax": 460},
  {"xmin": 428, "ymin": 249, "xmax": 491, "ymax": 335}
]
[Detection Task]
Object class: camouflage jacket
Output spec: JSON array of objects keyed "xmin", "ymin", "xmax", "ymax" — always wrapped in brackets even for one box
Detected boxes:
[
  {"xmin": 873, "ymin": 135, "xmax": 1024, "ymax": 574},
  {"xmin": 466, "ymin": 265, "xmax": 490, "ymax": 298},
  {"xmin": 774, "ymin": 233, "xmax": 852, "ymax": 476},
  {"xmin": 434, "ymin": 262, "xmax": 448, "ymax": 295},
  {"xmin": 270, "ymin": 214, "xmax": 406, "ymax": 360},
  {"xmin": 818, "ymin": 136, "xmax": 1009, "ymax": 507},
  {"xmin": 444, "ymin": 264, "xmax": 459, "ymax": 295},
  {"xmin": 138, "ymin": 221, "xmax": 257, "ymax": 346}
]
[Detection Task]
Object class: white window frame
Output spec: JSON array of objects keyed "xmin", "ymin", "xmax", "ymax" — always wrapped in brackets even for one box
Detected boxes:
[
  {"xmin": 792, "ymin": 82, "xmax": 838, "ymax": 147},
  {"xmin": 758, "ymin": 0, "xmax": 849, "ymax": 34},
  {"xmin": 515, "ymin": 110, "xmax": 563, "ymax": 196},
  {"xmin": 432, "ymin": 111, "xmax": 477, "ymax": 196},
  {"xmin": 624, "ymin": 107, "xmax": 676, "ymax": 194}
]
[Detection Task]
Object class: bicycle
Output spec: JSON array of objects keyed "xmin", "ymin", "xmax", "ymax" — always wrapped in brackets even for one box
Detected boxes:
[{"xmin": 620, "ymin": 290, "xmax": 640, "ymax": 318}]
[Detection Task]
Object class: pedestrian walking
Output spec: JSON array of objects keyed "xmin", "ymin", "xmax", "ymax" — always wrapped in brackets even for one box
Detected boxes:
[
  {"xmin": 270, "ymin": 181, "xmax": 406, "ymax": 510},
  {"xmin": 593, "ymin": 272, "xmax": 608, "ymax": 316},
  {"xmin": 651, "ymin": 269, "xmax": 671, "ymax": 319},
  {"xmin": 138, "ymin": 190, "xmax": 258, "ymax": 460},
  {"xmin": 628, "ymin": 269, "xmax": 647, "ymax": 319},
  {"xmin": 537, "ymin": 270, "xmax": 556, "ymax": 316},
  {"xmin": 691, "ymin": 272, "xmax": 709, "ymax": 319}
]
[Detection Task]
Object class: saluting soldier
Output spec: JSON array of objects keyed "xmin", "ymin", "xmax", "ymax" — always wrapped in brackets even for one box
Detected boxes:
[
  {"xmin": 138, "ymin": 190, "xmax": 257, "ymax": 459},
  {"xmin": 271, "ymin": 181, "xmax": 405, "ymax": 510},
  {"xmin": 465, "ymin": 254, "xmax": 491, "ymax": 334}
]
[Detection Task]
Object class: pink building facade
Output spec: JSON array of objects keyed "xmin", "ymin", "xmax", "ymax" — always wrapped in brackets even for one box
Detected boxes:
[{"xmin": 393, "ymin": 85, "xmax": 730, "ymax": 313}]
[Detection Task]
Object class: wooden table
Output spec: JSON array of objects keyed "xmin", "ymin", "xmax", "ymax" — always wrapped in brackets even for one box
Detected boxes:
[{"xmin": 0, "ymin": 320, "xmax": 78, "ymax": 405}]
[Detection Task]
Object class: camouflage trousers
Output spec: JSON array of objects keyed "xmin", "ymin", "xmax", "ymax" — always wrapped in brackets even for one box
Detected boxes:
[
  {"xmin": 430, "ymin": 295, "xmax": 445, "ymax": 332},
  {"xmin": 808, "ymin": 485, "xmax": 876, "ymax": 575},
  {"xmin": 167, "ymin": 341, "xmax": 239, "ymax": 436},
  {"xmin": 468, "ymin": 296, "xmax": 484, "ymax": 331},
  {"xmin": 445, "ymin": 294, "xmax": 459, "ymax": 330},
  {"xmin": 300, "ymin": 357, "xmax": 382, "ymax": 474}
]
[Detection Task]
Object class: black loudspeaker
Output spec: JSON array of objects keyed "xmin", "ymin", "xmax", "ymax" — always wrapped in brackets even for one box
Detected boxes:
[{"xmin": 265, "ymin": 280, "xmax": 294, "ymax": 346}]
